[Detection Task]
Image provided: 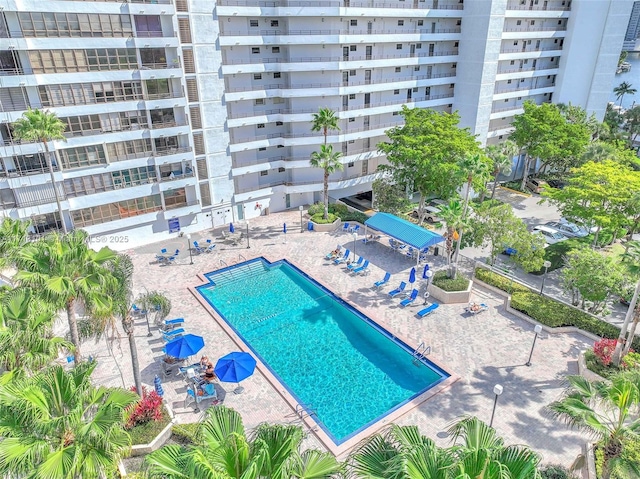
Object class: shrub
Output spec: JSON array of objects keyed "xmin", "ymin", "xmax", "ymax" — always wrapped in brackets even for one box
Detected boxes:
[
  {"xmin": 530, "ymin": 238, "xmax": 585, "ymax": 275},
  {"xmin": 624, "ymin": 351, "xmax": 640, "ymax": 369},
  {"xmin": 126, "ymin": 387, "xmax": 163, "ymax": 429},
  {"xmin": 328, "ymin": 203, "xmax": 349, "ymax": 217},
  {"xmin": 310, "ymin": 212, "xmax": 338, "ymax": 224},
  {"xmin": 340, "ymin": 211, "xmax": 369, "ymax": 224},
  {"xmin": 593, "ymin": 338, "xmax": 618, "ymax": 366},
  {"xmin": 172, "ymin": 423, "xmax": 201, "ymax": 445},
  {"xmin": 584, "ymin": 349, "xmax": 620, "ymax": 379},
  {"xmin": 474, "ymin": 268, "xmax": 529, "ymax": 294},
  {"xmin": 127, "ymin": 406, "xmax": 170, "ymax": 445},
  {"xmin": 307, "ymin": 203, "xmax": 324, "ymax": 216},
  {"xmin": 432, "ymin": 270, "xmax": 469, "ymax": 292},
  {"xmin": 539, "ymin": 464, "xmax": 578, "ymax": 479}
]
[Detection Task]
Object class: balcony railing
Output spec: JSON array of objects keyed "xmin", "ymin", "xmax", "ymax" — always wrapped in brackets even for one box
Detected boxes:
[
  {"xmin": 491, "ymin": 104, "xmax": 525, "ymax": 114},
  {"xmin": 222, "ymin": 27, "xmax": 461, "ymax": 36},
  {"xmin": 499, "ymin": 45, "xmax": 562, "ymax": 54},
  {"xmin": 146, "ymin": 91, "xmax": 184, "ymax": 100},
  {"xmin": 0, "ymin": 67, "xmax": 33, "ymax": 76},
  {"xmin": 223, "ymin": 50, "xmax": 458, "ymax": 65},
  {"xmin": 150, "ymin": 120, "xmax": 188, "ymax": 130},
  {"xmin": 154, "ymin": 146, "xmax": 193, "ymax": 157},
  {"xmin": 163, "ymin": 199, "xmax": 199, "ymax": 211},
  {"xmin": 506, "ymin": 3, "xmax": 570, "ymax": 11},
  {"xmin": 65, "ymin": 0, "xmax": 173, "ymax": 3},
  {"xmin": 158, "ymin": 170, "xmax": 195, "ymax": 182},
  {"xmin": 503, "ymin": 25, "xmax": 567, "ymax": 32},
  {"xmin": 217, "ymin": 0, "xmax": 463, "ymax": 9},
  {"xmin": 494, "ymin": 82, "xmax": 555, "ymax": 94},
  {"xmin": 233, "ymin": 151, "xmax": 385, "ymax": 168},
  {"xmin": 496, "ymin": 65, "xmax": 557, "ymax": 75}
]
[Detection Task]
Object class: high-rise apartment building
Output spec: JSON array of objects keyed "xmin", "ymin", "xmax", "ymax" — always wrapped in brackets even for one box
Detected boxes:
[
  {"xmin": 624, "ymin": 1, "xmax": 640, "ymax": 51},
  {"xmin": 0, "ymin": 0, "xmax": 631, "ymax": 247}
]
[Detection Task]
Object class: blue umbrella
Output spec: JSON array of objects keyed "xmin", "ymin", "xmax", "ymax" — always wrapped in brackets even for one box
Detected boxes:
[
  {"xmin": 215, "ymin": 352, "xmax": 256, "ymax": 384},
  {"xmin": 229, "ymin": 222, "xmax": 235, "ymax": 233},
  {"xmin": 409, "ymin": 267, "xmax": 416, "ymax": 285},
  {"xmin": 283, "ymin": 223, "xmax": 287, "ymax": 234},
  {"xmin": 153, "ymin": 375, "xmax": 164, "ymax": 397},
  {"xmin": 422, "ymin": 264, "xmax": 430, "ymax": 279},
  {"xmin": 165, "ymin": 334, "xmax": 205, "ymax": 359}
]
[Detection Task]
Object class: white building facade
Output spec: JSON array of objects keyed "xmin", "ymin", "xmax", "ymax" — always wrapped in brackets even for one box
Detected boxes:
[{"xmin": 0, "ymin": 0, "xmax": 631, "ymax": 246}]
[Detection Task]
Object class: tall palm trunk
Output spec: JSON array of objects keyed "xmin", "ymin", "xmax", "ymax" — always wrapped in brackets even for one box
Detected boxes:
[
  {"xmin": 42, "ymin": 140, "xmax": 67, "ymax": 234},
  {"xmin": 623, "ymin": 308, "xmax": 640, "ymax": 356},
  {"xmin": 520, "ymin": 154, "xmax": 531, "ymax": 192},
  {"xmin": 491, "ymin": 170, "xmax": 500, "ymax": 199},
  {"xmin": 323, "ymin": 170, "xmax": 329, "ymax": 220},
  {"xmin": 66, "ymin": 299, "xmax": 81, "ymax": 362},
  {"xmin": 124, "ymin": 314, "xmax": 142, "ymax": 395},
  {"xmin": 451, "ymin": 179, "xmax": 471, "ymax": 277},
  {"xmin": 613, "ymin": 279, "xmax": 640, "ymax": 366}
]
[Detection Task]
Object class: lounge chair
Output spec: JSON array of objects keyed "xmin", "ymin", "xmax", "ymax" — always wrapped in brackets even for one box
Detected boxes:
[
  {"xmin": 160, "ymin": 248, "xmax": 167, "ymax": 254},
  {"xmin": 342, "ymin": 222, "xmax": 350, "ymax": 232},
  {"xmin": 325, "ymin": 245, "xmax": 341, "ymax": 260},
  {"xmin": 465, "ymin": 302, "xmax": 489, "ymax": 315},
  {"xmin": 155, "ymin": 254, "xmax": 167, "ymax": 264},
  {"xmin": 417, "ymin": 302, "xmax": 439, "ymax": 318},
  {"xmin": 205, "ymin": 240, "xmax": 216, "ymax": 253},
  {"xmin": 132, "ymin": 304, "xmax": 146, "ymax": 316},
  {"xmin": 388, "ymin": 281, "xmax": 407, "ymax": 298},
  {"xmin": 346, "ymin": 257, "xmax": 364, "ymax": 271},
  {"xmin": 162, "ymin": 328, "xmax": 185, "ymax": 342},
  {"xmin": 166, "ymin": 254, "xmax": 178, "ymax": 265},
  {"xmin": 374, "ymin": 272, "xmax": 391, "ymax": 289},
  {"xmin": 193, "ymin": 241, "xmax": 207, "ymax": 255},
  {"xmin": 352, "ymin": 259, "xmax": 370, "ymax": 275},
  {"xmin": 161, "ymin": 317, "xmax": 185, "ymax": 331},
  {"xmin": 184, "ymin": 382, "xmax": 219, "ymax": 409},
  {"xmin": 400, "ymin": 289, "xmax": 419, "ymax": 307},
  {"xmin": 334, "ymin": 249, "xmax": 350, "ymax": 265},
  {"xmin": 351, "ymin": 224, "xmax": 360, "ymax": 234}
]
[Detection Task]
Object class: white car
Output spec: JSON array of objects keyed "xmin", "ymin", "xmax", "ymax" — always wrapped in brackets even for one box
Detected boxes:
[
  {"xmin": 532, "ymin": 225, "xmax": 568, "ymax": 245},
  {"xmin": 544, "ymin": 221, "xmax": 588, "ymax": 238},
  {"xmin": 412, "ymin": 205, "xmax": 443, "ymax": 223}
]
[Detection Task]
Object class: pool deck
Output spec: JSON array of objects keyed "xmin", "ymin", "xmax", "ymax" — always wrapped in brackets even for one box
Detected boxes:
[{"xmin": 81, "ymin": 209, "xmax": 592, "ymax": 465}]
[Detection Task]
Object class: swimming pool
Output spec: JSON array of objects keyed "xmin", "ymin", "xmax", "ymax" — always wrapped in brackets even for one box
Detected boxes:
[{"xmin": 197, "ymin": 258, "xmax": 449, "ymax": 443}]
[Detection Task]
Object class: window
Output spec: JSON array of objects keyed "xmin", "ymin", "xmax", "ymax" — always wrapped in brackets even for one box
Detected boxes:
[
  {"xmin": 255, "ymin": 99, "xmax": 264, "ymax": 105},
  {"xmin": 414, "ymin": 66, "xmax": 420, "ymax": 71},
  {"xmin": 347, "ymin": 162, "xmax": 354, "ymax": 167},
  {"xmin": 350, "ymin": 69, "xmax": 356, "ymax": 76},
  {"xmin": 516, "ymin": 20, "xmax": 521, "ymax": 26},
  {"xmin": 272, "ymin": 47, "xmax": 280, "ymax": 53},
  {"xmin": 250, "ymin": 20, "xmax": 259, "ymax": 27},
  {"xmin": 257, "ymin": 123, "xmax": 265, "ymax": 128},
  {"xmin": 412, "ymin": 87, "xmax": 418, "ymax": 92},
  {"xmin": 273, "ymin": 72, "xmax": 281, "ymax": 78},
  {"xmin": 418, "ymin": 20, "xmax": 423, "ymax": 26},
  {"xmin": 398, "ymin": 20, "xmax": 404, "ymax": 26},
  {"xmin": 416, "ymin": 43, "xmax": 422, "ymax": 49},
  {"xmin": 393, "ymin": 111, "xmax": 399, "ymax": 116},
  {"xmin": 270, "ymin": 20, "xmax": 279, "ymax": 27},
  {"xmin": 452, "ymin": 63, "xmax": 457, "ymax": 68},
  {"xmin": 450, "ymin": 83, "xmax": 454, "ymax": 88},
  {"xmin": 454, "ymin": 41, "xmax": 458, "ymax": 47},
  {"xmin": 394, "ymin": 89, "xmax": 399, "ymax": 94},
  {"xmin": 29, "ymin": 48, "xmax": 137, "ymax": 74},
  {"xmin": 395, "ymin": 66, "xmax": 401, "ymax": 72},
  {"xmin": 276, "ymin": 121, "xmax": 283, "ymax": 126},
  {"xmin": 348, "ymin": 117, "xmax": 355, "ymax": 122},
  {"xmin": 71, "ymin": 195, "xmax": 162, "ymax": 227},
  {"xmin": 521, "ymin": 78, "xmax": 526, "ymax": 82},
  {"xmin": 396, "ymin": 44, "xmax": 402, "ymax": 50},
  {"xmin": 350, "ymin": 19, "xmax": 357, "ymax": 26},
  {"xmin": 348, "ymin": 140, "xmax": 355, "ymax": 144},
  {"xmin": 530, "ymin": 20, "xmax": 535, "ymax": 25},
  {"xmin": 199, "ymin": 183, "xmax": 211, "ymax": 207},
  {"xmin": 350, "ymin": 45, "xmax": 357, "ymax": 51},
  {"xmin": 513, "ymin": 41, "xmax": 518, "ymax": 45},
  {"xmin": 278, "ymin": 167, "xmax": 285, "ymax": 173},
  {"xmin": 349, "ymin": 93, "xmax": 356, "ymax": 99},
  {"xmin": 252, "ymin": 47, "xmax": 260, "ymax": 54},
  {"xmin": 258, "ymin": 147, "xmax": 267, "ymax": 151},
  {"xmin": 260, "ymin": 170, "xmax": 268, "ymax": 176},
  {"xmin": 507, "ymin": 79, "xmax": 512, "ymax": 84},
  {"xmin": 253, "ymin": 73, "xmax": 262, "ymax": 80},
  {"xmin": 456, "ymin": 19, "xmax": 461, "ymax": 25},
  {"xmin": 510, "ymin": 60, "xmax": 515, "ymax": 65},
  {"xmin": 272, "ymin": 97, "xmax": 284, "ymax": 104}
]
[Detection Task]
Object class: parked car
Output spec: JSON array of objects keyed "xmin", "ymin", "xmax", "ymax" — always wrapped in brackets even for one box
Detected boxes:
[
  {"xmin": 547, "ymin": 179, "xmax": 567, "ymax": 189},
  {"xmin": 526, "ymin": 178, "xmax": 548, "ymax": 194},
  {"xmin": 532, "ymin": 225, "xmax": 568, "ymax": 244},
  {"xmin": 561, "ymin": 217, "xmax": 597, "ymax": 234},
  {"xmin": 412, "ymin": 205, "xmax": 443, "ymax": 223},
  {"xmin": 544, "ymin": 221, "xmax": 588, "ymax": 238}
]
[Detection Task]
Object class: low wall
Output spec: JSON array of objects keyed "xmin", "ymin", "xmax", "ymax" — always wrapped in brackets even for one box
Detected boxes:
[
  {"xmin": 309, "ymin": 218, "xmax": 341, "ymax": 232},
  {"xmin": 129, "ymin": 402, "xmax": 176, "ymax": 457},
  {"xmin": 428, "ymin": 280, "xmax": 472, "ymax": 304}
]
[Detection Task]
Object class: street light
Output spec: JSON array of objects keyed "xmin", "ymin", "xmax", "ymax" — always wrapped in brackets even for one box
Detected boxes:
[
  {"xmin": 299, "ymin": 205, "xmax": 304, "ymax": 233},
  {"xmin": 525, "ymin": 324, "xmax": 543, "ymax": 367},
  {"xmin": 352, "ymin": 232, "xmax": 358, "ymax": 258},
  {"xmin": 186, "ymin": 234, "xmax": 193, "ymax": 265},
  {"xmin": 246, "ymin": 221, "xmax": 250, "ymax": 249},
  {"xmin": 489, "ymin": 384, "xmax": 503, "ymax": 428},
  {"xmin": 423, "ymin": 270, "xmax": 434, "ymax": 305},
  {"xmin": 539, "ymin": 260, "xmax": 552, "ymax": 295}
]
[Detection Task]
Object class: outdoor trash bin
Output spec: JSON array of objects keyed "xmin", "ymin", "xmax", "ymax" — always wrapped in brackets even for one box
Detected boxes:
[{"xmin": 307, "ymin": 222, "xmax": 313, "ymax": 231}]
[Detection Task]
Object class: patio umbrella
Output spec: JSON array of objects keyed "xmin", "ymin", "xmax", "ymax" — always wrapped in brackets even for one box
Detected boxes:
[
  {"xmin": 229, "ymin": 222, "xmax": 235, "ymax": 233},
  {"xmin": 153, "ymin": 375, "xmax": 164, "ymax": 397},
  {"xmin": 164, "ymin": 334, "xmax": 205, "ymax": 359},
  {"xmin": 215, "ymin": 352, "xmax": 256, "ymax": 394},
  {"xmin": 422, "ymin": 264, "xmax": 430, "ymax": 279},
  {"xmin": 409, "ymin": 267, "xmax": 416, "ymax": 285},
  {"xmin": 283, "ymin": 223, "xmax": 287, "ymax": 234}
]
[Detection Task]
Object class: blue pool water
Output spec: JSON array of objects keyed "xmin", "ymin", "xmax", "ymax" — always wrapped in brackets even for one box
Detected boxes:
[{"xmin": 197, "ymin": 258, "xmax": 448, "ymax": 443}]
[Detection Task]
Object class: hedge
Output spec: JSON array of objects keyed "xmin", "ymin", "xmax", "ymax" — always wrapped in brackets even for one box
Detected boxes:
[
  {"xmin": 432, "ymin": 270, "xmax": 469, "ymax": 292},
  {"xmin": 475, "ymin": 268, "xmax": 640, "ymax": 350},
  {"xmin": 171, "ymin": 423, "xmax": 201, "ymax": 445},
  {"xmin": 310, "ymin": 212, "xmax": 338, "ymax": 224}
]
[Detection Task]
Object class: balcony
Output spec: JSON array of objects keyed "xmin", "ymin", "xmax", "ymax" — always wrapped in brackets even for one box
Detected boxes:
[
  {"xmin": 494, "ymin": 81, "xmax": 555, "ymax": 94},
  {"xmin": 158, "ymin": 169, "xmax": 194, "ymax": 182},
  {"xmin": 222, "ymin": 50, "xmax": 458, "ymax": 65},
  {"xmin": 503, "ymin": 25, "xmax": 567, "ymax": 33},
  {"xmin": 221, "ymin": 27, "xmax": 461, "ymax": 36},
  {"xmin": 163, "ymin": 199, "xmax": 199, "ymax": 211},
  {"xmin": 154, "ymin": 146, "xmax": 193, "ymax": 157},
  {"xmin": 150, "ymin": 119, "xmax": 188, "ymax": 130},
  {"xmin": 217, "ymin": 0, "xmax": 463, "ymax": 9},
  {"xmin": 499, "ymin": 45, "xmax": 562, "ymax": 54},
  {"xmin": 506, "ymin": 2, "xmax": 570, "ymax": 11}
]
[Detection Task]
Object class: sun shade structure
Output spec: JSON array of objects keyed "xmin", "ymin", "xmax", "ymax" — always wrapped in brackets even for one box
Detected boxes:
[{"xmin": 364, "ymin": 213, "xmax": 445, "ymax": 264}]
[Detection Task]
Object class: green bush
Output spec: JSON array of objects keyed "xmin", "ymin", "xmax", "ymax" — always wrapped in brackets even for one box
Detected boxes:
[
  {"xmin": 539, "ymin": 464, "xmax": 578, "ymax": 479},
  {"xmin": 584, "ymin": 349, "xmax": 621, "ymax": 379},
  {"xmin": 307, "ymin": 203, "xmax": 324, "ymax": 216},
  {"xmin": 328, "ymin": 203, "xmax": 349, "ymax": 217},
  {"xmin": 474, "ymin": 268, "xmax": 640, "ymax": 351},
  {"xmin": 474, "ymin": 268, "xmax": 529, "ymax": 294},
  {"xmin": 340, "ymin": 211, "xmax": 369, "ymax": 224},
  {"xmin": 530, "ymin": 238, "xmax": 585, "ymax": 275},
  {"xmin": 171, "ymin": 422, "xmax": 201, "ymax": 445},
  {"xmin": 432, "ymin": 270, "xmax": 469, "ymax": 292},
  {"xmin": 310, "ymin": 212, "xmax": 338, "ymax": 224},
  {"xmin": 615, "ymin": 435, "xmax": 640, "ymax": 479}
]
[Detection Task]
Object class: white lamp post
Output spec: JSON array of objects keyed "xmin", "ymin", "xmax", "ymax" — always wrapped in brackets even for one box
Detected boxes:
[
  {"xmin": 489, "ymin": 384, "xmax": 503, "ymax": 428},
  {"xmin": 299, "ymin": 205, "xmax": 304, "ymax": 233},
  {"xmin": 186, "ymin": 234, "xmax": 193, "ymax": 265},
  {"xmin": 246, "ymin": 221, "xmax": 250, "ymax": 249},
  {"xmin": 539, "ymin": 260, "xmax": 552, "ymax": 295},
  {"xmin": 352, "ymin": 232, "xmax": 357, "ymax": 257},
  {"xmin": 525, "ymin": 324, "xmax": 543, "ymax": 366}
]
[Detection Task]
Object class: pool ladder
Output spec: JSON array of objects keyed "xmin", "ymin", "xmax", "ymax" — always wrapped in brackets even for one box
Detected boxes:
[
  {"xmin": 215, "ymin": 259, "xmax": 242, "ymax": 285},
  {"xmin": 412, "ymin": 342, "xmax": 431, "ymax": 364}
]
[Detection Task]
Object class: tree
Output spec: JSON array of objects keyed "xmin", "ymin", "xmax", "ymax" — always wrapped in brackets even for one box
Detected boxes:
[
  {"xmin": 543, "ymin": 160, "xmax": 640, "ymax": 247},
  {"xmin": 615, "ymin": 243, "xmax": 640, "ymax": 361},
  {"xmin": 580, "ymin": 141, "xmax": 618, "ymax": 165},
  {"xmin": 145, "ymin": 405, "xmax": 341, "ymax": 479},
  {"xmin": 0, "ymin": 287, "xmax": 71, "ymax": 374},
  {"xmin": 511, "ymin": 102, "xmax": 590, "ymax": 191},
  {"xmin": 0, "ymin": 361, "xmax": 138, "ymax": 479},
  {"xmin": 623, "ymin": 105, "xmax": 640, "ymax": 147},
  {"xmin": 0, "ymin": 218, "xmax": 30, "ymax": 271},
  {"xmin": 377, "ymin": 106, "xmax": 481, "ymax": 220},
  {"xmin": 12, "ymin": 109, "xmax": 68, "ymax": 233},
  {"xmin": 614, "ymin": 81, "xmax": 637, "ymax": 107},
  {"xmin": 14, "ymin": 230, "xmax": 117, "ymax": 362},
  {"xmin": 439, "ymin": 199, "xmax": 466, "ymax": 269},
  {"xmin": 371, "ymin": 177, "xmax": 411, "ymax": 215},
  {"xmin": 485, "ymin": 140, "xmax": 518, "ymax": 199},
  {"xmin": 559, "ymin": 247, "xmax": 624, "ymax": 314},
  {"xmin": 139, "ymin": 290, "xmax": 172, "ymax": 327},
  {"xmin": 309, "ymin": 144, "xmax": 343, "ymax": 221},
  {"xmin": 311, "ymin": 107, "xmax": 340, "ymax": 146},
  {"xmin": 549, "ymin": 374, "xmax": 640, "ymax": 479}
]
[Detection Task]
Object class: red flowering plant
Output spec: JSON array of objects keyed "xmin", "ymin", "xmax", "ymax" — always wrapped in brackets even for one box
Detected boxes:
[
  {"xmin": 125, "ymin": 386, "xmax": 163, "ymax": 429},
  {"xmin": 592, "ymin": 338, "xmax": 635, "ymax": 368}
]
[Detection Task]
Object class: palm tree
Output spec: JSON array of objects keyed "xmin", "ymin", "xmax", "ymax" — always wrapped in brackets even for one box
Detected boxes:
[
  {"xmin": 311, "ymin": 107, "xmax": 340, "ymax": 146},
  {"xmin": 581, "ymin": 141, "xmax": 617, "ymax": 164},
  {"xmin": 447, "ymin": 416, "xmax": 541, "ymax": 479},
  {"xmin": 0, "ymin": 361, "xmax": 138, "ymax": 479},
  {"xmin": 310, "ymin": 144, "xmax": 343, "ymax": 221},
  {"xmin": 138, "ymin": 290, "xmax": 172, "ymax": 328},
  {"xmin": 0, "ymin": 287, "xmax": 71, "ymax": 374},
  {"xmin": 14, "ymin": 230, "xmax": 116, "ymax": 362},
  {"xmin": 439, "ymin": 199, "xmax": 466, "ymax": 274},
  {"xmin": 0, "ymin": 218, "xmax": 30, "ymax": 272},
  {"xmin": 452, "ymin": 154, "xmax": 491, "ymax": 276},
  {"xmin": 549, "ymin": 374, "xmax": 640, "ymax": 479},
  {"xmin": 614, "ymin": 82, "xmax": 637, "ymax": 107},
  {"xmin": 145, "ymin": 405, "xmax": 341, "ymax": 479},
  {"xmin": 12, "ymin": 109, "xmax": 68, "ymax": 233},
  {"xmin": 485, "ymin": 140, "xmax": 518, "ymax": 200}
]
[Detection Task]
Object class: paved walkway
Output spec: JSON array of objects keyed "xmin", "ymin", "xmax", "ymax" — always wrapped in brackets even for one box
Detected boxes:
[{"xmin": 79, "ymin": 209, "xmax": 591, "ymax": 466}]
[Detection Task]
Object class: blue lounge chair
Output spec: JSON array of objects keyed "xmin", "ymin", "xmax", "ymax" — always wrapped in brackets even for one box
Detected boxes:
[
  {"xmin": 161, "ymin": 248, "xmax": 167, "ymax": 254},
  {"xmin": 205, "ymin": 240, "xmax": 216, "ymax": 253},
  {"xmin": 132, "ymin": 304, "xmax": 146, "ymax": 316},
  {"xmin": 162, "ymin": 328, "xmax": 185, "ymax": 342},
  {"xmin": 342, "ymin": 223, "xmax": 350, "ymax": 232},
  {"xmin": 347, "ymin": 257, "xmax": 363, "ymax": 271},
  {"xmin": 166, "ymin": 255, "xmax": 178, "ymax": 265},
  {"xmin": 374, "ymin": 272, "xmax": 391, "ymax": 289},
  {"xmin": 162, "ymin": 317, "xmax": 185, "ymax": 331},
  {"xmin": 193, "ymin": 241, "xmax": 207, "ymax": 254},
  {"xmin": 352, "ymin": 259, "xmax": 370, "ymax": 275},
  {"xmin": 325, "ymin": 245, "xmax": 341, "ymax": 260},
  {"xmin": 388, "ymin": 281, "xmax": 407, "ymax": 298},
  {"xmin": 400, "ymin": 289, "xmax": 419, "ymax": 307},
  {"xmin": 351, "ymin": 224, "xmax": 360, "ymax": 234},
  {"xmin": 334, "ymin": 249, "xmax": 350, "ymax": 265},
  {"xmin": 417, "ymin": 303, "xmax": 439, "ymax": 318},
  {"xmin": 185, "ymin": 382, "xmax": 218, "ymax": 409}
]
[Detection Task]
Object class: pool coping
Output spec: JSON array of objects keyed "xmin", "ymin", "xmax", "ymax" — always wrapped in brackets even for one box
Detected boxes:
[{"xmin": 188, "ymin": 253, "xmax": 460, "ymax": 458}]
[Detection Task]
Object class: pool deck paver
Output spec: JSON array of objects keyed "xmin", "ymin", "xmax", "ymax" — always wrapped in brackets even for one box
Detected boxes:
[{"xmin": 79, "ymin": 210, "xmax": 591, "ymax": 466}]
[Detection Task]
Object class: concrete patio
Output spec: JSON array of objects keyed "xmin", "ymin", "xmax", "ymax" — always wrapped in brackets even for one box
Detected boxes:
[{"xmin": 80, "ymin": 209, "xmax": 591, "ymax": 466}]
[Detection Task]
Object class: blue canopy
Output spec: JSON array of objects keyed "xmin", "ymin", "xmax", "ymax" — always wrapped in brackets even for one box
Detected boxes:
[{"xmin": 365, "ymin": 213, "xmax": 445, "ymax": 250}]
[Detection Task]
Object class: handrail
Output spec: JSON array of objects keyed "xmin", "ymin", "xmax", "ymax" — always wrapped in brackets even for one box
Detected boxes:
[{"xmin": 238, "ymin": 254, "xmax": 247, "ymax": 262}]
